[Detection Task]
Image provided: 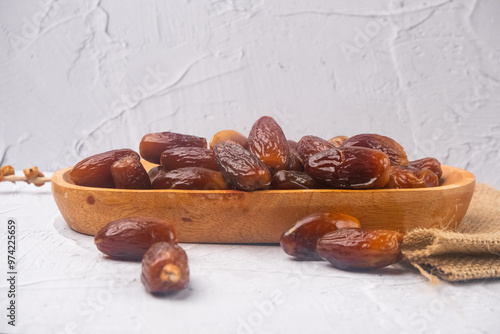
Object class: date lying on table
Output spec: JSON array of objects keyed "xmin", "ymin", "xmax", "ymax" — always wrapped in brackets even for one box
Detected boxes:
[
  {"xmin": 94, "ymin": 216, "xmax": 190, "ymax": 295},
  {"xmin": 94, "ymin": 217, "xmax": 177, "ymax": 260},
  {"xmin": 70, "ymin": 116, "xmax": 443, "ymax": 190},
  {"xmin": 281, "ymin": 212, "xmax": 403, "ymax": 270},
  {"xmin": 141, "ymin": 242, "xmax": 189, "ymax": 294}
]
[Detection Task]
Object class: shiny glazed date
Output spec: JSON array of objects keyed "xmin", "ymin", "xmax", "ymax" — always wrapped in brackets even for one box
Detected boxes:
[
  {"xmin": 305, "ymin": 147, "xmax": 391, "ymax": 189},
  {"xmin": 286, "ymin": 140, "xmax": 304, "ymax": 172},
  {"xmin": 209, "ymin": 129, "xmax": 249, "ymax": 150},
  {"xmin": 280, "ymin": 213, "xmax": 361, "ymax": 260},
  {"xmin": 213, "ymin": 142, "xmax": 271, "ymax": 191},
  {"xmin": 141, "ymin": 242, "xmax": 189, "ymax": 294},
  {"xmin": 296, "ymin": 135, "xmax": 335, "ymax": 162},
  {"xmin": 317, "ymin": 228, "xmax": 403, "ymax": 270},
  {"xmin": 385, "ymin": 166, "xmax": 439, "ymax": 189},
  {"xmin": 152, "ymin": 167, "xmax": 229, "ymax": 190},
  {"xmin": 328, "ymin": 135, "xmax": 349, "ymax": 148},
  {"xmin": 248, "ymin": 116, "xmax": 290, "ymax": 172},
  {"xmin": 70, "ymin": 149, "xmax": 140, "ymax": 188},
  {"xmin": 94, "ymin": 217, "xmax": 177, "ymax": 260},
  {"xmin": 148, "ymin": 165, "xmax": 166, "ymax": 183},
  {"xmin": 111, "ymin": 157, "xmax": 151, "ymax": 189},
  {"xmin": 341, "ymin": 133, "xmax": 408, "ymax": 166},
  {"xmin": 139, "ymin": 132, "xmax": 207, "ymax": 164},
  {"xmin": 270, "ymin": 170, "xmax": 321, "ymax": 190},
  {"xmin": 160, "ymin": 147, "xmax": 218, "ymax": 171},
  {"xmin": 408, "ymin": 157, "xmax": 443, "ymax": 179}
]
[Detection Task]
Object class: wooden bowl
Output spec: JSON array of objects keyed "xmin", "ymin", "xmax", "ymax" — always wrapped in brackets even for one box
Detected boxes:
[{"xmin": 51, "ymin": 164, "xmax": 475, "ymax": 243}]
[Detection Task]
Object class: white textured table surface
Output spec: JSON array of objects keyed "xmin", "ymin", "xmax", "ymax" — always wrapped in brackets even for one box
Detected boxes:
[{"xmin": 1, "ymin": 181, "xmax": 500, "ymax": 334}]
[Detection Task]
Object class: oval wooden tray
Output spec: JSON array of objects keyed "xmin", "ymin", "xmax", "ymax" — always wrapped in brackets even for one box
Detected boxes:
[{"xmin": 52, "ymin": 164, "xmax": 475, "ymax": 243}]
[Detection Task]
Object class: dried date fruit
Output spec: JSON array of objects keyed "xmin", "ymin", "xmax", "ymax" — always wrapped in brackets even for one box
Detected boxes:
[
  {"xmin": 23, "ymin": 166, "xmax": 39, "ymax": 179},
  {"xmin": 152, "ymin": 167, "xmax": 229, "ymax": 190},
  {"xmin": 141, "ymin": 242, "xmax": 189, "ymax": 294},
  {"xmin": 209, "ymin": 130, "xmax": 249, "ymax": 150},
  {"xmin": 385, "ymin": 166, "xmax": 439, "ymax": 189},
  {"xmin": 160, "ymin": 147, "xmax": 218, "ymax": 171},
  {"xmin": 139, "ymin": 132, "xmax": 207, "ymax": 164},
  {"xmin": 296, "ymin": 135, "xmax": 335, "ymax": 162},
  {"xmin": 328, "ymin": 135, "xmax": 348, "ymax": 148},
  {"xmin": 280, "ymin": 213, "xmax": 361, "ymax": 260},
  {"xmin": 341, "ymin": 133, "xmax": 408, "ymax": 166},
  {"xmin": 148, "ymin": 165, "xmax": 166, "ymax": 183},
  {"xmin": 1, "ymin": 165, "xmax": 15, "ymax": 176},
  {"xmin": 94, "ymin": 217, "xmax": 177, "ymax": 261},
  {"xmin": 213, "ymin": 142, "xmax": 271, "ymax": 191},
  {"xmin": 248, "ymin": 116, "xmax": 290, "ymax": 172},
  {"xmin": 70, "ymin": 149, "xmax": 140, "ymax": 188},
  {"xmin": 287, "ymin": 139, "xmax": 298, "ymax": 151},
  {"xmin": 408, "ymin": 157, "xmax": 442, "ymax": 179},
  {"xmin": 286, "ymin": 140, "xmax": 304, "ymax": 172},
  {"xmin": 270, "ymin": 170, "xmax": 321, "ymax": 190},
  {"xmin": 317, "ymin": 228, "xmax": 403, "ymax": 270},
  {"xmin": 305, "ymin": 147, "xmax": 391, "ymax": 189},
  {"xmin": 110, "ymin": 157, "xmax": 151, "ymax": 189}
]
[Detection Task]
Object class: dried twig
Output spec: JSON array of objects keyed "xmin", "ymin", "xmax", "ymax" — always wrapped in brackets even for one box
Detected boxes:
[
  {"xmin": 0, "ymin": 165, "xmax": 51, "ymax": 186},
  {"xmin": 1, "ymin": 174, "xmax": 52, "ymax": 184}
]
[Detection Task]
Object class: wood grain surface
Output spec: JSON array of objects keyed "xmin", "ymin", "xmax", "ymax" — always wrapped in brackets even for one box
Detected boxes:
[{"xmin": 51, "ymin": 164, "xmax": 475, "ymax": 243}]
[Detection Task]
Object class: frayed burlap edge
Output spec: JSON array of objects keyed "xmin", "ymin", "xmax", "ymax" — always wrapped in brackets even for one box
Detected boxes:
[{"xmin": 402, "ymin": 183, "xmax": 500, "ymax": 282}]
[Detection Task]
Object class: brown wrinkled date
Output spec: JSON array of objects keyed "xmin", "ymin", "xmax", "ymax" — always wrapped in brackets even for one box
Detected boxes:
[
  {"xmin": 341, "ymin": 133, "xmax": 409, "ymax": 166},
  {"xmin": 213, "ymin": 142, "xmax": 271, "ymax": 191},
  {"xmin": 328, "ymin": 135, "xmax": 349, "ymax": 148},
  {"xmin": 148, "ymin": 165, "xmax": 166, "ymax": 183},
  {"xmin": 286, "ymin": 140, "xmax": 304, "ymax": 172},
  {"xmin": 139, "ymin": 132, "xmax": 207, "ymax": 164},
  {"xmin": 160, "ymin": 147, "xmax": 218, "ymax": 171},
  {"xmin": 141, "ymin": 242, "xmax": 189, "ymax": 294},
  {"xmin": 111, "ymin": 157, "xmax": 151, "ymax": 189},
  {"xmin": 408, "ymin": 157, "xmax": 443, "ymax": 179},
  {"xmin": 23, "ymin": 166, "xmax": 39, "ymax": 179},
  {"xmin": 209, "ymin": 129, "xmax": 249, "ymax": 150},
  {"xmin": 152, "ymin": 167, "xmax": 229, "ymax": 190},
  {"xmin": 296, "ymin": 135, "xmax": 335, "ymax": 162},
  {"xmin": 70, "ymin": 149, "xmax": 140, "ymax": 188},
  {"xmin": 280, "ymin": 213, "xmax": 361, "ymax": 260},
  {"xmin": 386, "ymin": 166, "xmax": 439, "ymax": 189},
  {"xmin": 316, "ymin": 228, "xmax": 403, "ymax": 270},
  {"xmin": 270, "ymin": 170, "xmax": 321, "ymax": 190},
  {"xmin": 248, "ymin": 116, "xmax": 290, "ymax": 173},
  {"xmin": 94, "ymin": 217, "xmax": 177, "ymax": 261},
  {"xmin": 305, "ymin": 147, "xmax": 391, "ymax": 189}
]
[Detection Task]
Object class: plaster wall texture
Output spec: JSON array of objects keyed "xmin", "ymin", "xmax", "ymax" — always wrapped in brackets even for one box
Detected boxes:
[{"xmin": 0, "ymin": 0, "xmax": 499, "ymax": 187}]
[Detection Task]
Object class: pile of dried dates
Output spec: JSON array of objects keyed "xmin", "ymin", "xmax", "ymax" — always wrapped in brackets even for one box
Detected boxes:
[
  {"xmin": 70, "ymin": 116, "xmax": 443, "ymax": 190},
  {"xmin": 81, "ymin": 116, "xmax": 443, "ymax": 295}
]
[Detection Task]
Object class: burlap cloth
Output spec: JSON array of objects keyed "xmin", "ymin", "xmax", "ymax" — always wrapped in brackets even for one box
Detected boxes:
[{"xmin": 402, "ymin": 183, "xmax": 500, "ymax": 282}]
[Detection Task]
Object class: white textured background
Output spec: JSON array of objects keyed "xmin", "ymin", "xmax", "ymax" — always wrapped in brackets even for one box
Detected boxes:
[{"xmin": 1, "ymin": 0, "xmax": 499, "ymax": 187}]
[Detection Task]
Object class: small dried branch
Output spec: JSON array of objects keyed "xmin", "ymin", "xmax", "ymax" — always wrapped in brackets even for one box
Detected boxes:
[
  {"xmin": 0, "ymin": 165, "xmax": 51, "ymax": 186},
  {"xmin": 1, "ymin": 174, "xmax": 52, "ymax": 184}
]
